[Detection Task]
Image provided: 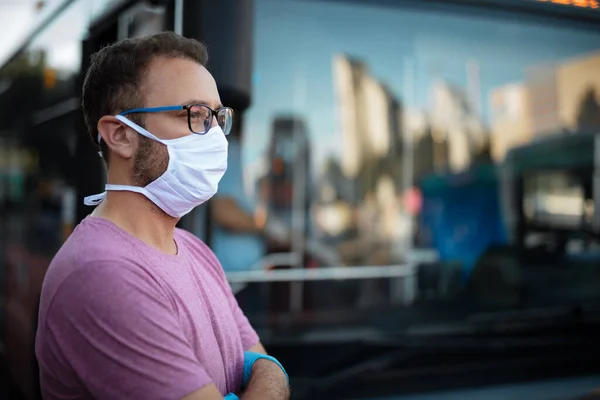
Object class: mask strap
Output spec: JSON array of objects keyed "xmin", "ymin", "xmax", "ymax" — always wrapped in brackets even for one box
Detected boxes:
[
  {"xmin": 83, "ymin": 184, "xmax": 149, "ymax": 206},
  {"xmin": 114, "ymin": 115, "xmax": 164, "ymax": 144},
  {"xmin": 83, "ymin": 192, "xmax": 106, "ymax": 206},
  {"xmin": 105, "ymin": 184, "xmax": 148, "ymax": 196},
  {"xmin": 94, "ymin": 116, "xmax": 164, "ymax": 158}
]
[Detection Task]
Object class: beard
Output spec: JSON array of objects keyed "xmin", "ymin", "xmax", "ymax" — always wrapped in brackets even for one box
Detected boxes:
[{"xmin": 131, "ymin": 135, "xmax": 169, "ymax": 187}]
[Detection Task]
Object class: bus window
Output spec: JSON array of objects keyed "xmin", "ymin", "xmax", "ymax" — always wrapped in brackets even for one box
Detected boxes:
[{"xmin": 216, "ymin": 0, "xmax": 600, "ymax": 328}]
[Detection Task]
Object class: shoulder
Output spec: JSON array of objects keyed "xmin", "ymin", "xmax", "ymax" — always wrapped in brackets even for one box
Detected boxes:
[
  {"xmin": 35, "ymin": 257, "xmax": 214, "ymax": 400},
  {"xmin": 42, "ymin": 218, "xmax": 160, "ymax": 308},
  {"xmin": 39, "ymin": 220, "xmax": 175, "ymax": 335},
  {"xmin": 52, "ymin": 216, "xmax": 143, "ymax": 269},
  {"xmin": 41, "ymin": 258, "xmax": 166, "ymax": 321},
  {"xmin": 36, "ymin": 257, "xmax": 175, "ymax": 366}
]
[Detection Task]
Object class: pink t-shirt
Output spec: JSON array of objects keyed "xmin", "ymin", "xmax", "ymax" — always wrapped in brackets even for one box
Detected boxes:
[{"xmin": 35, "ymin": 216, "xmax": 259, "ymax": 399}]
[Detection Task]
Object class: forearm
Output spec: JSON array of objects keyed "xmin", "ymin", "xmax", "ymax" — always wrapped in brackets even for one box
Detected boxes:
[
  {"xmin": 240, "ymin": 359, "xmax": 290, "ymax": 400},
  {"xmin": 212, "ymin": 198, "xmax": 262, "ymax": 233}
]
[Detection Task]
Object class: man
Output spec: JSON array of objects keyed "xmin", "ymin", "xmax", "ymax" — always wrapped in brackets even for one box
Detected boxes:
[{"xmin": 35, "ymin": 32, "xmax": 289, "ymax": 400}]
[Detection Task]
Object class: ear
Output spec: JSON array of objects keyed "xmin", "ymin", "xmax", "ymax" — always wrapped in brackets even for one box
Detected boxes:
[{"xmin": 97, "ymin": 116, "xmax": 137, "ymax": 160}]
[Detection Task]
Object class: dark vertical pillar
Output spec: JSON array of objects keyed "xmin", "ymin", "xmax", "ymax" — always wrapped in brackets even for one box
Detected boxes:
[
  {"xmin": 181, "ymin": 0, "xmax": 254, "ymax": 111},
  {"xmin": 74, "ymin": 14, "xmax": 121, "ymax": 225},
  {"xmin": 74, "ymin": 37, "xmax": 109, "ymax": 225},
  {"xmin": 515, "ymin": 174, "xmax": 525, "ymax": 260}
]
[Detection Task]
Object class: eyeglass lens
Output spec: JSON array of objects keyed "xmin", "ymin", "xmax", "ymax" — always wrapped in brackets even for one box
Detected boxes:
[{"xmin": 189, "ymin": 105, "xmax": 233, "ymax": 135}]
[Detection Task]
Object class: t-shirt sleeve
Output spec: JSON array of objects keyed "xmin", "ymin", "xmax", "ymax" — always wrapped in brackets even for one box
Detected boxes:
[
  {"xmin": 40, "ymin": 262, "xmax": 212, "ymax": 400},
  {"xmin": 217, "ymin": 259, "xmax": 259, "ymax": 350},
  {"xmin": 216, "ymin": 254, "xmax": 260, "ymax": 350},
  {"xmin": 199, "ymin": 235, "xmax": 260, "ymax": 350},
  {"xmin": 184, "ymin": 231, "xmax": 260, "ymax": 351},
  {"xmin": 229, "ymin": 288, "xmax": 260, "ymax": 351}
]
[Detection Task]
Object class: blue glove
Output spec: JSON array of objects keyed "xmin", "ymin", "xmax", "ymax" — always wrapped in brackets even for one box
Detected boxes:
[
  {"xmin": 224, "ymin": 393, "xmax": 239, "ymax": 400},
  {"xmin": 242, "ymin": 351, "xmax": 289, "ymax": 388}
]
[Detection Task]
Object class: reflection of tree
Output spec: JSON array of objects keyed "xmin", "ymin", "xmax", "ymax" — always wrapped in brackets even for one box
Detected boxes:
[
  {"xmin": 1, "ymin": 51, "xmax": 46, "ymax": 77},
  {"xmin": 472, "ymin": 142, "xmax": 492, "ymax": 166},
  {"xmin": 0, "ymin": 50, "xmax": 46, "ymax": 131},
  {"xmin": 429, "ymin": 80, "xmax": 490, "ymax": 172},
  {"xmin": 382, "ymin": 155, "xmax": 402, "ymax": 193},
  {"xmin": 321, "ymin": 156, "xmax": 357, "ymax": 204},
  {"xmin": 576, "ymin": 87, "xmax": 600, "ymax": 133},
  {"xmin": 413, "ymin": 127, "xmax": 449, "ymax": 181},
  {"xmin": 324, "ymin": 156, "xmax": 343, "ymax": 178}
]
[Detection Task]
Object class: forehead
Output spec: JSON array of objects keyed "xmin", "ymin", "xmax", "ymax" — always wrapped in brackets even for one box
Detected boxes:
[{"xmin": 143, "ymin": 56, "xmax": 220, "ymax": 108}]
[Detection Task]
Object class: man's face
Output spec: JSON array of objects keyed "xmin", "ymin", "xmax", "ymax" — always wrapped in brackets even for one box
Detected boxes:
[{"xmin": 131, "ymin": 56, "xmax": 223, "ymax": 186}]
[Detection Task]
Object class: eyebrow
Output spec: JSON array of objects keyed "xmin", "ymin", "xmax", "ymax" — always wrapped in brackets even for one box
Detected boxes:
[{"xmin": 182, "ymin": 99, "xmax": 224, "ymax": 109}]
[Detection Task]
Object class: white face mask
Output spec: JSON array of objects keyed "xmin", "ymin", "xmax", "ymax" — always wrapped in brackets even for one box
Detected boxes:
[{"xmin": 83, "ymin": 115, "xmax": 228, "ymax": 218}]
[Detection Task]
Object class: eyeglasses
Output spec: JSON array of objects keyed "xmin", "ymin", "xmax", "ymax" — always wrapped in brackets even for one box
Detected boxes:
[{"xmin": 119, "ymin": 104, "xmax": 233, "ymax": 135}]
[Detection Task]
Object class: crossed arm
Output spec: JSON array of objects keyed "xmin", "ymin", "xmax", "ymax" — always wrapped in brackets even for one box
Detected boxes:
[
  {"xmin": 241, "ymin": 343, "xmax": 290, "ymax": 400},
  {"xmin": 181, "ymin": 342, "xmax": 290, "ymax": 400}
]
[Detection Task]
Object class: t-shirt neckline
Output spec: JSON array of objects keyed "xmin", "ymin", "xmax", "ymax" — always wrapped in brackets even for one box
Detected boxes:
[{"xmin": 84, "ymin": 215, "xmax": 183, "ymax": 261}]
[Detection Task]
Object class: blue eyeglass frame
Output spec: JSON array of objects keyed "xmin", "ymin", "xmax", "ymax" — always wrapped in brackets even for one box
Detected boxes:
[{"xmin": 119, "ymin": 104, "xmax": 233, "ymax": 135}]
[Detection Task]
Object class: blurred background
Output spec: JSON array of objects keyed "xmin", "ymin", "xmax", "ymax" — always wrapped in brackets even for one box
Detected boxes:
[{"xmin": 1, "ymin": 0, "xmax": 600, "ymax": 399}]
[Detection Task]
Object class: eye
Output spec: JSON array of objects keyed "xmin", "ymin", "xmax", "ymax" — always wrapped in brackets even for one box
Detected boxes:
[{"xmin": 188, "ymin": 105, "xmax": 210, "ymax": 120}]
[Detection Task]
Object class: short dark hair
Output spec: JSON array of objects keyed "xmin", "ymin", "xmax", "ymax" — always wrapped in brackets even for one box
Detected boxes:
[{"xmin": 82, "ymin": 31, "xmax": 209, "ymax": 164}]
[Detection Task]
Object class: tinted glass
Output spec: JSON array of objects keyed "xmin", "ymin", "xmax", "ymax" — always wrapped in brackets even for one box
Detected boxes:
[{"xmin": 219, "ymin": 0, "xmax": 600, "ymax": 329}]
